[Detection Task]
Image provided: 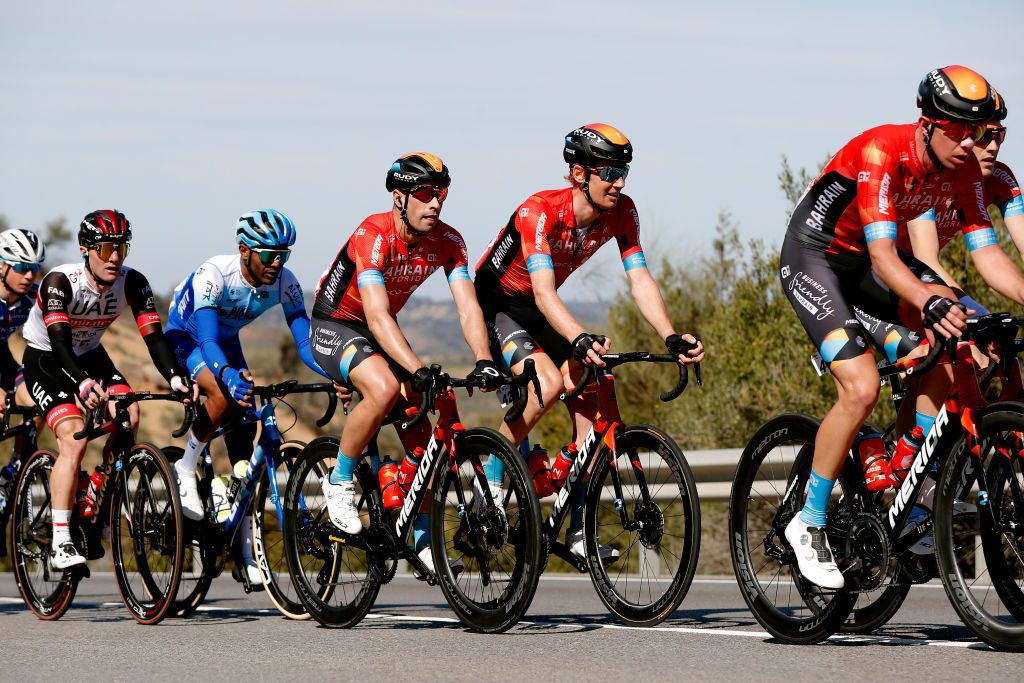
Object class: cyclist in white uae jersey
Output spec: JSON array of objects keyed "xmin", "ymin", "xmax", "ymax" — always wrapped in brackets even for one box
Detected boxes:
[
  {"xmin": 164, "ymin": 209, "xmax": 330, "ymax": 585},
  {"xmin": 21, "ymin": 210, "xmax": 194, "ymax": 570}
]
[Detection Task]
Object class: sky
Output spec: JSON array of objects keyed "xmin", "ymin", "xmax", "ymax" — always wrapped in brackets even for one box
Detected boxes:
[{"xmin": 3, "ymin": 1, "xmax": 1022, "ymax": 300}]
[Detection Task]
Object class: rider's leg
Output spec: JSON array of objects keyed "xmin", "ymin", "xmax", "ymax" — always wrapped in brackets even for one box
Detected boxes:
[{"xmin": 332, "ymin": 355, "xmax": 400, "ymax": 483}]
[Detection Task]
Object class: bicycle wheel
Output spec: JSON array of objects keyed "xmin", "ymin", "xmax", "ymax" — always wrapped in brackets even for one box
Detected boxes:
[
  {"xmin": 283, "ymin": 436, "xmax": 365, "ymax": 628},
  {"xmin": 10, "ymin": 449, "xmax": 77, "ymax": 620},
  {"xmin": 729, "ymin": 413, "xmax": 857, "ymax": 644},
  {"xmin": 934, "ymin": 403, "xmax": 1024, "ymax": 651},
  {"xmin": 110, "ymin": 443, "xmax": 184, "ymax": 625},
  {"xmin": 161, "ymin": 445, "xmax": 217, "ymax": 618},
  {"xmin": 431, "ymin": 427, "xmax": 542, "ymax": 633},
  {"xmin": 253, "ymin": 440, "xmax": 310, "ymax": 619},
  {"xmin": 583, "ymin": 424, "xmax": 700, "ymax": 626}
]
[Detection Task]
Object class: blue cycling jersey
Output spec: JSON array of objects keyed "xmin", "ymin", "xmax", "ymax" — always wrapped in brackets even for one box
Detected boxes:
[{"xmin": 0, "ymin": 283, "xmax": 37, "ymax": 343}]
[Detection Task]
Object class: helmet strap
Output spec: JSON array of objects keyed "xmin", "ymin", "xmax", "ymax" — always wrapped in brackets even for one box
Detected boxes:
[
  {"xmin": 83, "ymin": 249, "xmax": 117, "ymax": 288},
  {"xmin": 580, "ymin": 169, "xmax": 606, "ymax": 214},
  {"xmin": 922, "ymin": 123, "xmax": 946, "ymax": 171},
  {"xmin": 241, "ymin": 250, "xmax": 261, "ymax": 287},
  {"xmin": 0, "ymin": 265, "xmax": 13, "ymax": 301},
  {"xmin": 399, "ymin": 192, "xmax": 429, "ymax": 239}
]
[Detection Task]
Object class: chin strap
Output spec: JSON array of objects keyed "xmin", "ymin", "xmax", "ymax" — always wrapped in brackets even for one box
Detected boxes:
[
  {"xmin": 921, "ymin": 123, "xmax": 947, "ymax": 171},
  {"xmin": 83, "ymin": 251, "xmax": 116, "ymax": 287},
  {"xmin": 0, "ymin": 265, "xmax": 12, "ymax": 296},
  {"xmin": 398, "ymin": 192, "xmax": 429, "ymax": 238},
  {"xmin": 580, "ymin": 169, "xmax": 606, "ymax": 214},
  {"xmin": 242, "ymin": 250, "xmax": 261, "ymax": 285}
]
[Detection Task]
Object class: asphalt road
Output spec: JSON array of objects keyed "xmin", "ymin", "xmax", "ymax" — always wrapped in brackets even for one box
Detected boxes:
[{"xmin": 2, "ymin": 572, "xmax": 1022, "ymax": 681}]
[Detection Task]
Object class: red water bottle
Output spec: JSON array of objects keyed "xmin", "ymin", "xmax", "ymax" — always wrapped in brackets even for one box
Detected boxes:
[
  {"xmin": 855, "ymin": 432, "xmax": 896, "ymax": 492},
  {"xmin": 891, "ymin": 426, "xmax": 925, "ymax": 483},
  {"xmin": 76, "ymin": 467, "xmax": 105, "ymax": 518},
  {"xmin": 526, "ymin": 444, "xmax": 554, "ymax": 498},
  {"xmin": 550, "ymin": 443, "xmax": 578, "ymax": 490},
  {"xmin": 397, "ymin": 447, "xmax": 424, "ymax": 495},
  {"xmin": 378, "ymin": 457, "xmax": 404, "ymax": 510}
]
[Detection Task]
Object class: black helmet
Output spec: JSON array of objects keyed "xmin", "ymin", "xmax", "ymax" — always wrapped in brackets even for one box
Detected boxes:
[
  {"xmin": 992, "ymin": 89, "xmax": 1008, "ymax": 122},
  {"xmin": 79, "ymin": 209, "xmax": 132, "ymax": 247},
  {"xmin": 385, "ymin": 152, "xmax": 451, "ymax": 192},
  {"xmin": 917, "ymin": 65, "xmax": 996, "ymax": 123},
  {"xmin": 563, "ymin": 124, "xmax": 633, "ymax": 167}
]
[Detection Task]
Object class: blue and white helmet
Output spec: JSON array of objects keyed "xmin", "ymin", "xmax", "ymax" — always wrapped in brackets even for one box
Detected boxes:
[
  {"xmin": 0, "ymin": 228, "xmax": 46, "ymax": 264},
  {"xmin": 236, "ymin": 209, "xmax": 297, "ymax": 249}
]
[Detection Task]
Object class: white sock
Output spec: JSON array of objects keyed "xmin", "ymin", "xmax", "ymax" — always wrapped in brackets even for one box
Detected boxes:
[
  {"xmin": 174, "ymin": 432, "xmax": 202, "ymax": 477},
  {"xmin": 240, "ymin": 514, "xmax": 256, "ymax": 566},
  {"xmin": 52, "ymin": 509, "xmax": 72, "ymax": 546}
]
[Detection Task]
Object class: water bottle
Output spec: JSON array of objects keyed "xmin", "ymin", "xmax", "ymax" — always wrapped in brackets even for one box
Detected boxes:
[
  {"xmin": 230, "ymin": 460, "xmax": 253, "ymax": 513},
  {"xmin": 378, "ymin": 456, "xmax": 404, "ymax": 510},
  {"xmin": 76, "ymin": 467, "xmax": 106, "ymax": 519},
  {"xmin": 210, "ymin": 475, "xmax": 232, "ymax": 524},
  {"xmin": 525, "ymin": 444, "xmax": 554, "ymax": 498},
  {"xmin": 550, "ymin": 443, "xmax": 578, "ymax": 490},
  {"xmin": 855, "ymin": 432, "xmax": 896, "ymax": 492},
  {"xmin": 397, "ymin": 447, "xmax": 423, "ymax": 495},
  {"xmin": 892, "ymin": 426, "xmax": 925, "ymax": 483}
]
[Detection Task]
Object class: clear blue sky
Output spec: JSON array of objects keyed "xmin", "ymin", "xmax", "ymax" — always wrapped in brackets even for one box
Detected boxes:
[{"xmin": 3, "ymin": 1, "xmax": 1021, "ymax": 300}]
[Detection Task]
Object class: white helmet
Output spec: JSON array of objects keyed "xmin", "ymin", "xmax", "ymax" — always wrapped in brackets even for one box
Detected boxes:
[{"xmin": 0, "ymin": 229, "xmax": 46, "ymax": 265}]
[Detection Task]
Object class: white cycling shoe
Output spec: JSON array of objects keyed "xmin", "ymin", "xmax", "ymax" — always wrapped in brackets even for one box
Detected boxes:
[
  {"xmin": 414, "ymin": 546, "xmax": 465, "ymax": 580},
  {"xmin": 175, "ymin": 467, "xmax": 205, "ymax": 522},
  {"xmin": 323, "ymin": 478, "xmax": 363, "ymax": 534},
  {"xmin": 50, "ymin": 540, "xmax": 86, "ymax": 571},
  {"xmin": 567, "ymin": 529, "xmax": 620, "ymax": 565},
  {"xmin": 784, "ymin": 516, "xmax": 845, "ymax": 589}
]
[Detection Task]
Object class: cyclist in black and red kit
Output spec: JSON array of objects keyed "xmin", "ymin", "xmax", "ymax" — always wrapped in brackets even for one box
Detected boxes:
[
  {"xmin": 21, "ymin": 210, "xmax": 195, "ymax": 570},
  {"xmin": 778, "ymin": 66, "xmax": 1024, "ymax": 589},
  {"xmin": 312, "ymin": 153, "xmax": 501, "ymax": 574},
  {"xmin": 474, "ymin": 124, "xmax": 704, "ymax": 560}
]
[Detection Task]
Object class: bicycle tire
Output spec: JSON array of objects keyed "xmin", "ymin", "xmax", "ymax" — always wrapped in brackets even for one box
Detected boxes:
[
  {"xmin": 10, "ymin": 449, "xmax": 77, "ymax": 620},
  {"xmin": 160, "ymin": 445, "xmax": 217, "ymax": 618},
  {"xmin": 934, "ymin": 403, "xmax": 1024, "ymax": 650},
  {"xmin": 253, "ymin": 440, "xmax": 311, "ymax": 619},
  {"xmin": 729, "ymin": 413, "xmax": 856, "ymax": 644},
  {"xmin": 584, "ymin": 424, "xmax": 700, "ymax": 626},
  {"xmin": 430, "ymin": 427, "xmax": 542, "ymax": 633},
  {"xmin": 283, "ymin": 436, "xmax": 365, "ymax": 628},
  {"xmin": 110, "ymin": 442, "xmax": 184, "ymax": 625}
]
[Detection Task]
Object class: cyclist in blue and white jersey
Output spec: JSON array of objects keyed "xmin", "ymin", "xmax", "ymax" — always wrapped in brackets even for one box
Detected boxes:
[{"xmin": 165, "ymin": 209, "xmax": 329, "ymax": 585}]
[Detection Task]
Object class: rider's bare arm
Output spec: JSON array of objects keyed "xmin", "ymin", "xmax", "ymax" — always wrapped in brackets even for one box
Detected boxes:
[
  {"xmin": 362, "ymin": 283, "xmax": 423, "ymax": 375},
  {"xmin": 449, "ymin": 278, "xmax": 491, "ymax": 362},
  {"xmin": 969, "ymin": 244, "xmax": 1024, "ymax": 305},
  {"xmin": 907, "ymin": 216, "xmax": 962, "ymax": 290}
]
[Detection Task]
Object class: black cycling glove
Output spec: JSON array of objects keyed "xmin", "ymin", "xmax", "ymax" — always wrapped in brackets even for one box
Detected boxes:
[
  {"xmin": 923, "ymin": 295, "xmax": 965, "ymax": 333},
  {"xmin": 411, "ymin": 366, "xmax": 433, "ymax": 393},
  {"xmin": 572, "ymin": 332, "xmax": 607, "ymax": 362},
  {"xmin": 665, "ymin": 334, "xmax": 700, "ymax": 356},
  {"xmin": 467, "ymin": 360, "xmax": 503, "ymax": 389}
]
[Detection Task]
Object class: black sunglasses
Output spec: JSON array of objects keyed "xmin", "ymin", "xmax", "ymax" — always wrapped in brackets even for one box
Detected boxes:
[{"xmin": 587, "ymin": 165, "xmax": 630, "ymax": 182}]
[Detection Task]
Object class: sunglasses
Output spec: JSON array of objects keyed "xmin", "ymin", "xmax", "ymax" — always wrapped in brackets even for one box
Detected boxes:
[
  {"xmin": 587, "ymin": 165, "xmax": 630, "ymax": 182},
  {"xmin": 250, "ymin": 247, "xmax": 291, "ymax": 265},
  {"xmin": 978, "ymin": 126, "xmax": 1007, "ymax": 146},
  {"xmin": 409, "ymin": 185, "xmax": 448, "ymax": 203},
  {"xmin": 5, "ymin": 261, "xmax": 40, "ymax": 275},
  {"xmin": 929, "ymin": 119, "xmax": 987, "ymax": 143},
  {"xmin": 92, "ymin": 242, "xmax": 130, "ymax": 260}
]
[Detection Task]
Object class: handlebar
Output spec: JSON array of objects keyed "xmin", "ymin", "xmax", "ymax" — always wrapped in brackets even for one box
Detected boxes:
[
  {"xmin": 560, "ymin": 351, "xmax": 701, "ymax": 403},
  {"xmin": 250, "ymin": 380, "xmax": 339, "ymax": 428},
  {"xmin": 400, "ymin": 360, "xmax": 544, "ymax": 430},
  {"xmin": 74, "ymin": 390, "xmax": 195, "ymax": 441}
]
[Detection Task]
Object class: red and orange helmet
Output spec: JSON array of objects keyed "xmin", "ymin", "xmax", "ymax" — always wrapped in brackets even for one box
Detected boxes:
[
  {"xmin": 563, "ymin": 124, "xmax": 633, "ymax": 167},
  {"xmin": 917, "ymin": 65, "xmax": 997, "ymax": 123}
]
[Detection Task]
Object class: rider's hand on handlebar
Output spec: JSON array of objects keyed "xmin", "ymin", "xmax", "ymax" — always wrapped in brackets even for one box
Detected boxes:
[
  {"xmin": 170, "ymin": 374, "xmax": 199, "ymax": 405},
  {"xmin": 221, "ymin": 367, "xmax": 254, "ymax": 407},
  {"xmin": 665, "ymin": 333, "xmax": 704, "ymax": 365},
  {"xmin": 923, "ymin": 295, "xmax": 968, "ymax": 339},
  {"xmin": 78, "ymin": 378, "xmax": 105, "ymax": 410},
  {"xmin": 412, "ymin": 366, "xmax": 432, "ymax": 393},
  {"xmin": 467, "ymin": 359, "xmax": 503, "ymax": 391},
  {"xmin": 572, "ymin": 332, "xmax": 610, "ymax": 367}
]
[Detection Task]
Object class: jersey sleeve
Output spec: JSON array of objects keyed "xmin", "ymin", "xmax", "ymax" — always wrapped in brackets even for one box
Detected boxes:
[
  {"xmin": 956, "ymin": 167, "xmax": 997, "ymax": 251},
  {"xmin": 350, "ymin": 226, "xmax": 388, "ymax": 289},
  {"xmin": 515, "ymin": 196, "xmax": 556, "ymax": 274},
  {"xmin": 614, "ymin": 196, "xmax": 646, "ymax": 271},
  {"xmin": 278, "ymin": 268, "xmax": 308, "ymax": 323},
  {"xmin": 855, "ymin": 140, "xmax": 901, "ymax": 244},
  {"xmin": 124, "ymin": 268, "xmax": 163, "ymax": 335},
  {"xmin": 441, "ymin": 227, "xmax": 471, "ymax": 283},
  {"xmin": 40, "ymin": 271, "xmax": 88, "ymax": 384},
  {"xmin": 191, "ymin": 260, "xmax": 225, "ymax": 311},
  {"xmin": 993, "ymin": 165, "xmax": 1024, "ymax": 219}
]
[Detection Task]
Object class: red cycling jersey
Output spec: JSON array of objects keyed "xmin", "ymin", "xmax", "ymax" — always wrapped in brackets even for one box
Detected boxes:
[
  {"xmin": 788, "ymin": 123, "xmax": 995, "ymax": 255},
  {"xmin": 897, "ymin": 161, "xmax": 1023, "ymax": 252},
  {"xmin": 312, "ymin": 211, "xmax": 470, "ymax": 324},
  {"xmin": 475, "ymin": 187, "xmax": 646, "ymax": 298}
]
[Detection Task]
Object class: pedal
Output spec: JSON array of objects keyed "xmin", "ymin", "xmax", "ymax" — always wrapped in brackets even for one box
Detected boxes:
[{"xmin": 66, "ymin": 564, "xmax": 91, "ymax": 581}]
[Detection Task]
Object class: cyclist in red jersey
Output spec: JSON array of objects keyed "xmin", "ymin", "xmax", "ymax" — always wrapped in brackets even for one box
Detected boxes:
[
  {"xmin": 474, "ymin": 124, "xmax": 704, "ymax": 560},
  {"xmin": 312, "ymin": 153, "xmax": 500, "ymax": 573},
  {"xmin": 779, "ymin": 66, "xmax": 1002, "ymax": 588}
]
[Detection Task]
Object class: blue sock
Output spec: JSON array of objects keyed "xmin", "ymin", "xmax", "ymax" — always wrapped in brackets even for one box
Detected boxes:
[
  {"xmin": 799, "ymin": 470, "xmax": 835, "ymax": 527},
  {"xmin": 484, "ymin": 454, "xmax": 505, "ymax": 484},
  {"xmin": 568, "ymin": 478, "xmax": 586, "ymax": 533},
  {"xmin": 413, "ymin": 512, "xmax": 429, "ymax": 552},
  {"xmin": 329, "ymin": 448, "xmax": 358, "ymax": 484},
  {"xmin": 915, "ymin": 411, "xmax": 937, "ymax": 436}
]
